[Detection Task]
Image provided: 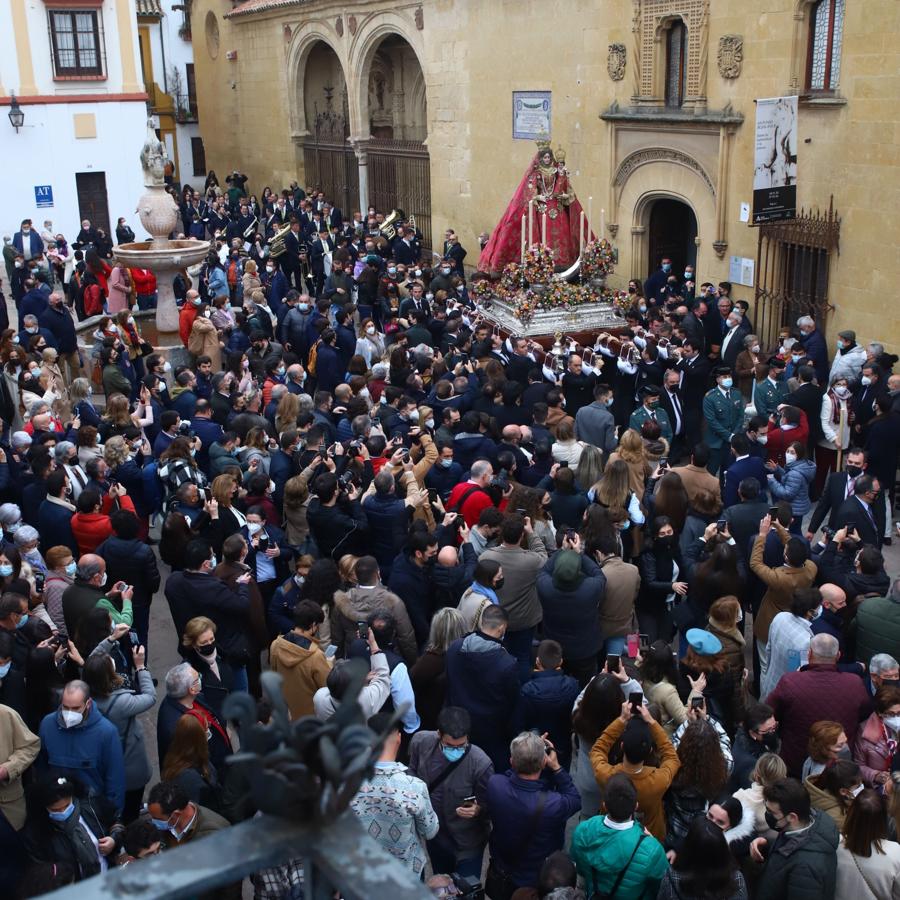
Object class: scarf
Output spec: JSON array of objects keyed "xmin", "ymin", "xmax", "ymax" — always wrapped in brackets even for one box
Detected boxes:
[
  {"xmin": 469, "ymin": 581, "xmax": 498, "ymax": 605},
  {"xmin": 55, "ymin": 800, "xmax": 102, "ymax": 878}
]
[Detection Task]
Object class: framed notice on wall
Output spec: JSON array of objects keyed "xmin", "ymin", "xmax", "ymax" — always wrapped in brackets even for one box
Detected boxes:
[
  {"xmin": 513, "ymin": 91, "xmax": 552, "ymax": 140},
  {"xmin": 752, "ymin": 96, "xmax": 798, "ymax": 224}
]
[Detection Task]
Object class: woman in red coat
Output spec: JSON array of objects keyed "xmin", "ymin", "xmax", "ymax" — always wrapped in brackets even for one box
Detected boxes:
[{"xmin": 71, "ymin": 485, "xmax": 137, "ymax": 555}]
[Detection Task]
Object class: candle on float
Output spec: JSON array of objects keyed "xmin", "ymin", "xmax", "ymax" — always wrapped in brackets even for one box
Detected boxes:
[
  {"xmin": 528, "ymin": 199, "xmax": 534, "ymax": 247},
  {"xmin": 579, "ymin": 209, "xmax": 585, "ymax": 256},
  {"xmin": 601, "ymin": 207, "xmax": 606, "ymax": 236},
  {"xmin": 520, "ymin": 213, "xmax": 526, "ymax": 263},
  {"xmin": 542, "ymin": 213, "xmax": 547, "ymax": 246},
  {"xmin": 588, "ymin": 196, "xmax": 593, "ymax": 238}
]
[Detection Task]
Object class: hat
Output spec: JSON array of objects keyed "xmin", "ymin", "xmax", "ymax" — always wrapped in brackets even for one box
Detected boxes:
[
  {"xmin": 639, "ymin": 385, "xmax": 661, "ymax": 397},
  {"xmin": 838, "ymin": 329, "xmax": 856, "ymax": 342},
  {"xmin": 552, "ymin": 549, "xmax": 584, "ymax": 590},
  {"xmin": 685, "ymin": 628, "xmax": 723, "ymax": 655},
  {"xmin": 714, "ymin": 366, "xmax": 732, "ymax": 377}
]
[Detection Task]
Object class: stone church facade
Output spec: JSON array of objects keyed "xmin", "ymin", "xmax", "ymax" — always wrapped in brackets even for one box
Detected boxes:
[{"xmin": 190, "ymin": 0, "xmax": 900, "ymax": 350}]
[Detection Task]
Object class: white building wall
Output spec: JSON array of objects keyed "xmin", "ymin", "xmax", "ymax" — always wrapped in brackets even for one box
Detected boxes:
[{"xmin": 0, "ymin": 100, "xmax": 148, "ymax": 239}]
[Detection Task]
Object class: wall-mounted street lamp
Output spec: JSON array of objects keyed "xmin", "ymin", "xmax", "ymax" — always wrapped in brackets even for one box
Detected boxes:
[{"xmin": 8, "ymin": 93, "xmax": 24, "ymax": 132}]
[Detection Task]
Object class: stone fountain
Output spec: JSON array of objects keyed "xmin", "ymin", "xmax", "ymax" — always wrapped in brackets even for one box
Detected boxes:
[{"xmin": 112, "ymin": 119, "xmax": 210, "ymax": 335}]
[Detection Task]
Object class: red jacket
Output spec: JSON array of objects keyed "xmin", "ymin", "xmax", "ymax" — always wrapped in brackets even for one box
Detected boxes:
[
  {"xmin": 84, "ymin": 283, "xmax": 104, "ymax": 317},
  {"xmin": 447, "ymin": 480, "xmax": 494, "ymax": 527},
  {"xmin": 767, "ymin": 663, "xmax": 872, "ymax": 777},
  {"xmin": 71, "ymin": 494, "xmax": 136, "ymax": 555},
  {"xmin": 765, "ymin": 412, "xmax": 809, "ymax": 467},
  {"xmin": 179, "ymin": 305, "xmax": 199, "ymax": 348},
  {"xmin": 131, "ymin": 268, "xmax": 157, "ymax": 295}
]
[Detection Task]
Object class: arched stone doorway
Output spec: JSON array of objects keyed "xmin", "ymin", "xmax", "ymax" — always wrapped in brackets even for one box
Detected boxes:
[
  {"xmin": 355, "ymin": 31, "xmax": 432, "ymax": 249},
  {"xmin": 299, "ymin": 40, "xmax": 358, "ymax": 220},
  {"xmin": 647, "ymin": 198, "xmax": 697, "ymax": 275}
]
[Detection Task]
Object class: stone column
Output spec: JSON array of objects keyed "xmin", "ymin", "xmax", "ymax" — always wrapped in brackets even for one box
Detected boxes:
[{"xmin": 351, "ymin": 137, "xmax": 372, "ymax": 214}]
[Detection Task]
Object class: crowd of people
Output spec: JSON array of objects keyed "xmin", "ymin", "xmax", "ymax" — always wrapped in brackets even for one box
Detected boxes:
[{"xmin": 0, "ymin": 176, "xmax": 899, "ymax": 900}]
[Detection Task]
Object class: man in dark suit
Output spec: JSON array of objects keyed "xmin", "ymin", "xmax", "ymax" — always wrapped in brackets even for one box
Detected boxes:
[
  {"xmin": 279, "ymin": 220, "xmax": 304, "ymax": 290},
  {"xmin": 835, "ymin": 473, "xmax": 885, "ymax": 549},
  {"xmin": 675, "ymin": 337, "xmax": 711, "ymax": 447},
  {"xmin": 679, "ymin": 301, "xmax": 707, "ymax": 351},
  {"xmin": 786, "ymin": 365, "xmax": 824, "ymax": 451},
  {"xmin": 444, "ymin": 230, "xmax": 467, "ymax": 275},
  {"xmin": 796, "ymin": 315, "xmax": 830, "ymax": 386},
  {"xmin": 703, "ymin": 296, "xmax": 734, "ymax": 361},
  {"xmin": 658, "ymin": 368, "xmax": 686, "ymax": 461},
  {"xmin": 723, "ymin": 434, "xmax": 769, "ymax": 508},
  {"xmin": 853, "ymin": 363, "xmax": 889, "ymax": 442},
  {"xmin": 392, "ymin": 226, "xmax": 419, "ymax": 267},
  {"xmin": 309, "ymin": 230, "xmax": 335, "ymax": 298},
  {"xmin": 806, "ymin": 448, "xmax": 869, "ymax": 540},
  {"xmin": 321, "ymin": 203, "xmax": 343, "ymax": 232},
  {"xmin": 723, "ymin": 476, "xmax": 770, "ymax": 565},
  {"xmin": 644, "ymin": 257, "xmax": 674, "ymax": 306},
  {"xmin": 719, "ymin": 309, "xmax": 751, "ymax": 370}
]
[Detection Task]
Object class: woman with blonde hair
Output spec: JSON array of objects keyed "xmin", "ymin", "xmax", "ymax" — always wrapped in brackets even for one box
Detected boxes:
[
  {"xmin": 70, "ymin": 376, "xmax": 102, "ymax": 429},
  {"xmin": 242, "ymin": 426, "xmax": 271, "ymax": 475},
  {"xmin": 707, "ymin": 596, "xmax": 746, "ymax": 725},
  {"xmin": 188, "ymin": 301, "xmax": 222, "ymax": 370},
  {"xmin": 356, "ymin": 317, "xmax": 385, "ymax": 367},
  {"xmin": 274, "ymin": 391, "xmax": 300, "ymax": 436},
  {"xmin": 551, "ymin": 418, "xmax": 585, "ymax": 467},
  {"xmin": 241, "ymin": 258, "xmax": 261, "ymax": 299},
  {"xmin": 161, "ymin": 712, "xmax": 222, "ymax": 813},
  {"xmin": 180, "ymin": 615, "xmax": 234, "ymax": 722},
  {"xmin": 728, "ymin": 752, "xmax": 789, "ymax": 846},
  {"xmin": 594, "ymin": 458, "xmax": 645, "ymax": 556},
  {"xmin": 606, "ymin": 427, "xmax": 651, "ymax": 499},
  {"xmin": 735, "ymin": 333, "xmax": 763, "ymax": 398},
  {"xmin": 573, "ymin": 445, "xmax": 604, "ymax": 494},
  {"xmin": 337, "ymin": 553, "xmax": 360, "ymax": 589},
  {"xmin": 211, "ymin": 472, "xmax": 247, "ymax": 543},
  {"xmin": 409, "ymin": 607, "xmax": 467, "ymax": 731}
]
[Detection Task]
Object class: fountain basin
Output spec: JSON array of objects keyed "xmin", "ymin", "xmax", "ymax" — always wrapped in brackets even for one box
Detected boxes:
[{"xmin": 112, "ymin": 239, "xmax": 210, "ymax": 335}]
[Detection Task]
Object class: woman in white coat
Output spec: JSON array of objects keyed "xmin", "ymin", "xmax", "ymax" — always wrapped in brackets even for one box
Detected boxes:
[
  {"xmin": 816, "ymin": 374, "xmax": 852, "ymax": 494},
  {"xmin": 836, "ymin": 788, "xmax": 900, "ymax": 900}
]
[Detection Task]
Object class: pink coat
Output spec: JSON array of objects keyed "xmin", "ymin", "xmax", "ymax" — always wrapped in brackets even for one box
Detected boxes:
[
  {"xmin": 853, "ymin": 712, "xmax": 893, "ymax": 786},
  {"xmin": 107, "ymin": 266, "xmax": 131, "ymax": 314}
]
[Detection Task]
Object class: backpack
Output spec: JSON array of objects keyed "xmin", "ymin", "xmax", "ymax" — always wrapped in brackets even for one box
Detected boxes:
[{"xmin": 141, "ymin": 460, "xmax": 163, "ymax": 517}]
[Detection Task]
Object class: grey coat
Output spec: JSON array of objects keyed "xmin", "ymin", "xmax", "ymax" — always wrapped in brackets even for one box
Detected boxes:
[
  {"xmin": 574, "ymin": 401, "xmax": 618, "ymax": 452},
  {"xmin": 94, "ymin": 668, "xmax": 157, "ymax": 791},
  {"xmin": 407, "ymin": 730, "xmax": 493, "ymax": 854}
]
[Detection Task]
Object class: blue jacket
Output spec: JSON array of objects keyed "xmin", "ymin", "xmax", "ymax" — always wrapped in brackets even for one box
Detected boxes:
[
  {"xmin": 364, "ymin": 493, "xmax": 413, "ymax": 578},
  {"xmin": 768, "ymin": 458, "xmax": 817, "ymax": 516},
  {"xmin": 452, "ymin": 432, "xmax": 498, "ymax": 474},
  {"xmin": 19, "ymin": 288, "xmax": 50, "ymax": 321},
  {"xmin": 191, "ymin": 417, "xmax": 225, "ymax": 474},
  {"xmin": 73, "ymin": 399, "xmax": 102, "ymax": 429},
  {"xmin": 38, "ymin": 703, "xmax": 125, "ymax": 814},
  {"xmin": 268, "ymin": 448, "xmax": 294, "ymax": 508},
  {"xmin": 723, "ymin": 454, "xmax": 769, "ymax": 508},
  {"xmin": 39, "ymin": 305, "xmax": 78, "ymax": 353},
  {"xmin": 17, "ymin": 326, "xmax": 57, "ymax": 350},
  {"xmin": 207, "ymin": 266, "xmax": 228, "ymax": 299},
  {"xmin": 13, "ymin": 229, "xmax": 44, "ymax": 257},
  {"xmin": 425, "ymin": 461, "xmax": 464, "ymax": 502},
  {"xmin": 799, "ymin": 327, "xmax": 829, "ymax": 385},
  {"xmin": 513, "ymin": 670, "xmax": 581, "ymax": 768},
  {"xmin": 487, "ymin": 768, "xmax": 581, "ymax": 888},
  {"xmin": 314, "ymin": 343, "xmax": 343, "ymax": 393},
  {"xmin": 37, "ymin": 497, "xmax": 78, "ymax": 556},
  {"xmin": 268, "ymin": 576, "xmax": 301, "ymax": 637}
]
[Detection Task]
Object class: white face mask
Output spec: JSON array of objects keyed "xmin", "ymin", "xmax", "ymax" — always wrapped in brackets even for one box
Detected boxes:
[
  {"xmin": 366, "ymin": 325, "xmax": 376, "ymax": 335},
  {"xmin": 884, "ymin": 715, "xmax": 900, "ymax": 733},
  {"xmin": 61, "ymin": 709, "xmax": 84, "ymax": 729},
  {"xmin": 98, "ymin": 572, "xmax": 107, "ymax": 587},
  {"xmin": 849, "ymin": 783, "xmax": 864, "ymax": 798},
  {"xmin": 248, "ymin": 522, "xmax": 263, "ymax": 535},
  {"xmin": 785, "ymin": 451, "xmax": 797, "ymax": 464}
]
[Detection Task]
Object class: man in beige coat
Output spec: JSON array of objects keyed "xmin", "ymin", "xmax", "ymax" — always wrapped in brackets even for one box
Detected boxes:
[
  {"xmin": 593, "ymin": 532, "xmax": 641, "ymax": 654},
  {"xmin": 751, "ymin": 514, "xmax": 817, "ymax": 681},
  {"xmin": 0, "ymin": 703, "xmax": 41, "ymax": 830},
  {"xmin": 669, "ymin": 445, "xmax": 722, "ymax": 506}
]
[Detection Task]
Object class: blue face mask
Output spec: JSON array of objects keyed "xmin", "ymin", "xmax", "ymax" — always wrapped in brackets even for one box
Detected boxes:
[
  {"xmin": 0, "ymin": 662, "xmax": 10, "ymax": 679},
  {"xmin": 151, "ymin": 817, "xmax": 172, "ymax": 832},
  {"xmin": 48, "ymin": 801, "xmax": 76, "ymax": 823},
  {"xmin": 65, "ymin": 561, "xmax": 77, "ymax": 576},
  {"xmin": 440, "ymin": 458, "xmax": 453, "ymax": 468},
  {"xmin": 442, "ymin": 745, "xmax": 466, "ymax": 763},
  {"xmin": 605, "ymin": 397, "xmax": 614, "ymax": 407},
  {"xmin": 683, "ymin": 272, "xmax": 692, "ymax": 281},
  {"xmin": 0, "ymin": 564, "xmax": 12, "ymax": 577},
  {"xmin": 16, "ymin": 614, "xmax": 28, "ymax": 629},
  {"xmin": 661, "ymin": 263, "xmax": 671, "ymax": 273}
]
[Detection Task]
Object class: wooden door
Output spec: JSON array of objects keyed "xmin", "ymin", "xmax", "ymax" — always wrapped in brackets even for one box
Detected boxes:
[
  {"xmin": 647, "ymin": 198, "xmax": 696, "ymax": 277},
  {"xmin": 75, "ymin": 171, "xmax": 110, "ymax": 235}
]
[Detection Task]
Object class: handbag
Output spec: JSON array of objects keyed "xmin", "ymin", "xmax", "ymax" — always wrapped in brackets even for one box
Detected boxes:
[
  {"xmin": 591, "ymin": 831, "xmax": 646, "ymax": 900},
  {"xmin": 484, "ymin": 793, "xmax": 546, "ymax": 900},
  {"xmin": 139, "ymin": 340, "xmax": 154, "ymax": 357}
]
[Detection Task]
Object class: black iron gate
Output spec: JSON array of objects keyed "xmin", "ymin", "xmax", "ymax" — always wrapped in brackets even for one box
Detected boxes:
[
  {"xmin": 369, "ymin": 139, "xmax": 432, "ymax": 253},
  {"xmin": 753, "ymin": 197, "xmax": 841, "ymax": 350},
  {"xmin": 303, "ymin": 105, "xmax": 359, "ymax": 219}
]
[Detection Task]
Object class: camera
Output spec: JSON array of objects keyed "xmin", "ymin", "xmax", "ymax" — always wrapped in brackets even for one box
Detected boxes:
[
  {"xmin": 338, "ymin": 470, "xmax": 356, "ymax": 490},
  {"xmin": 450, "ymin": 874, "xmax": 484, "ymax": 900},
  {"xmin": 490, "ymin": 469, "xmax": 509, "ymax": 492},
  {"xmin": 178, "ymin": 420, "xmax": 194, "ymax": 438}
]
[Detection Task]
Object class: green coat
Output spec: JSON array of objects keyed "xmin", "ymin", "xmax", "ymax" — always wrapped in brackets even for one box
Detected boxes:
[
  {"xmin": 102, "ymin": 363, "xmax": 131, "ymax": 399},
  {"xmin": 571, "ymin": 815, "xmax": 669, "ymax": 900},
  {"xmin": 629, "ymin": 405, "xmax": 673, "ymax": 443},
  {"xmin": 854, "ymin": 594, "xmax": 900, "ymax": 666},
  {"xmin": 702, "ymin": 386, "xmax": 745, "ymax": 449},
  {"xmin": 753, "ymin": 377, "xmax": 788, "ymax": 420},
  {"xmin": 755, "ymin": 811, "xmax": 838, "ymax": 900}
]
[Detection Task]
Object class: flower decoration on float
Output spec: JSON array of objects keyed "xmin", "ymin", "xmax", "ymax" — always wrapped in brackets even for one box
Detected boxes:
[
  {"xmin": 523, "ymin": 244, "xmax": 555, "ymax": 285},
  {"xmin": 499, "ymin": 261, "xmax": 523, "ymax": 300},
  {"xmin": 581, "ymin": 238, "xmax": 616, "ymax": 279},
  {"xmin": 470, "ymin": 278, "xmax": 493, "ymax": 303}
]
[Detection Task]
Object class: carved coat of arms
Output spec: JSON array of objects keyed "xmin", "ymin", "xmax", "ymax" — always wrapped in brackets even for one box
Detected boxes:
[
  {"xmin": 718, "ymin": 35, "xmax": 743, "ymax": 79},
  {"xmin": 607, "ymin": 43, "xmax": 626, "ymax": 82}
]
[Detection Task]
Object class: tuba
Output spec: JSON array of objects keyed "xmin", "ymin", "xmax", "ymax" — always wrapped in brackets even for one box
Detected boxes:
[
  {"xmin": 267, "ymin": 222, "xmax": 292, "ymax": 258},
  {"xmin": 379, "ymin": 208, "xmax": 407, "ymax": 240}
]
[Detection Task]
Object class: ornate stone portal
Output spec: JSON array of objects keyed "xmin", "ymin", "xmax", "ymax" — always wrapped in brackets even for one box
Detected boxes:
[{"xmin": 112, "ymin": 120, "xmax": 210, "ymax": 334}]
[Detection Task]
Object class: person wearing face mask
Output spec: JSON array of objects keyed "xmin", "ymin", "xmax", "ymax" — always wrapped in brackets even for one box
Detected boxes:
[
  {"xmin": 179, "ymin": 616, "xmax": 235, "ymax": 724},
  {"xmin": 407, "ymin": 705, "xmax": 492, "ymax": 880},
  {"xmin": 22, "ymin": 774, "xmax": 117, "ymax": 882},
  {"xmin": 59, "ymin": 554, "xmax": 112, "ymax": 636},
  {"xmin": 765, "ymin": 441, "xmax": 816, "ymax": 534},
  {"xmin": 702, "ymin": 367, "xmax": 745, "ymax": 476},
  {"xmin": 853, "ymin": 684, "xmax": 900, "ymax": 788},
  {"xmin": 753, "ymin": 359, "xmax": 789, "ymax": 421},
  {"xmin": 828, "ymin": 328, "xmax": 868, "ymax": 387},
  {"xmin": 644, "ymin": 256, "xmax": 676, "ymax": 305},
  {"xmin": 37, "ymin": 680, "xmax": 125, "ymax": 816},
  {"xmin": 801, "ymin": 720, "xmax": 853, "ymax": 781},
  {"xmin": 269, "ymin": 600, "xmax": 331, "ymax": 720},
  {"xmin": 145, "ymin": 780, "xmax": 233, "ymax": 865},
  {"xmin": 42, "ymin": 547, "xmax": 80, "ymax": 632}
]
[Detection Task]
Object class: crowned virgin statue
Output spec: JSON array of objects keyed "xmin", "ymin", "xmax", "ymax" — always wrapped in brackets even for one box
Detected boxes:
[{"xmin": 478, "ymin": 140, "xmax": 592, "ymax": 275}]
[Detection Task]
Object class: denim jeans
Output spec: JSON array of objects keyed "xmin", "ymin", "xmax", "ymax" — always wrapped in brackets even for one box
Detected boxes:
[{"xmin": 231, "ymin": 665, "xmax": 249, "ymax": 693}]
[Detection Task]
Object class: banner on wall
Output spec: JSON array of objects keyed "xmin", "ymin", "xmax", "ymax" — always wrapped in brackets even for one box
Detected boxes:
[
  {"xmin": 512, "ymin": 91, "xmax": 551, "ymax": 140},
  {"xmin": 752, "ymin": 95, "xmax": 798, "ymax": 224}
]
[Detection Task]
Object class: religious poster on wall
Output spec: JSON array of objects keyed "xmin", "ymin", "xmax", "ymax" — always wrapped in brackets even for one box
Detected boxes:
[
  {"xmin": 513, "ymin": 91, "xmax": 552, "ymax": 140},
  {"xmin": 752, "ymin": 95, "xmax": 798, "ymax": 224}
]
